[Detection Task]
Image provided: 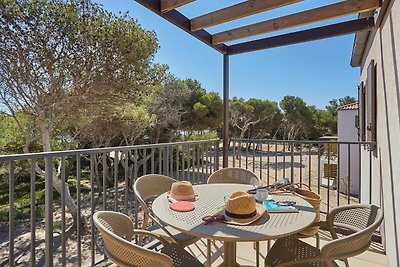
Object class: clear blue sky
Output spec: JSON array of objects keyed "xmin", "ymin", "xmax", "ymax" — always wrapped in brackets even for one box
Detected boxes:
[{"xmin": 95, "ymin": 0, "xmax": 361, "ymax": 109}]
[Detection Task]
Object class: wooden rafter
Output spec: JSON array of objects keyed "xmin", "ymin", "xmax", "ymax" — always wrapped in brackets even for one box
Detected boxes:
[
  {"xmin": 134, "ymin": 0, "xmax": 228, "ymax": 54},
  {"xmin": 228, "ymin": 17, "xmax": 375, "ymax": 55},
  {"xmin": 191, "ymin": 0, "xmax": 303, "ymax": 31},
  {"xmin": 212, "ymin": 0, "xmax": 380, "ymax": 45},
  {"xmin": 161, "ymin": 0, "xmax": 196, "ymax": 13}
]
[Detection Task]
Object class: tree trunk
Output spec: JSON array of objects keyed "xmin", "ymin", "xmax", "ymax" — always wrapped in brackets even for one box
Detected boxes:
[{"xmin": 39, "ymin": 122, "xmax": 80, "ymax": 226}]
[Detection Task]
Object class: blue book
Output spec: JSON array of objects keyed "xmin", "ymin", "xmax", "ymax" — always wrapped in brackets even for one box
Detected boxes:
[{"xmin": 263, "ymin": 200, "xmax": 298, "ymax": 213}]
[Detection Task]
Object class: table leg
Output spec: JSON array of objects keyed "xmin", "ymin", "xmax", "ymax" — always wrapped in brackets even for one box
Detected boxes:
[{"xmin": 217, "ymin": 241, "xmax": 240, "ymax": 267}]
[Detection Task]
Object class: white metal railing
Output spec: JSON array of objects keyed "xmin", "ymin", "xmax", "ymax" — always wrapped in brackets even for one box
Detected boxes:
[
  {"xmin": 0, "ymin": 139, "xmax": 219, "ymax": 267},
  {"xmin": 231, "ymin": 138, "xmax": 376, "ymax": 215},
  {"xmin": 0, "ymin": 138, "xmax": 377, "ymax": 266}
]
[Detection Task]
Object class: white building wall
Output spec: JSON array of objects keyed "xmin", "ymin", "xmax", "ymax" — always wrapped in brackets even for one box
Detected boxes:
[
  {"xmin": 337, "ymin": 109, "xmax": 359, "ymax": 195},
  {"xmin": 359, "ymin": 1, "xmax": 400, "ymax": 266}
]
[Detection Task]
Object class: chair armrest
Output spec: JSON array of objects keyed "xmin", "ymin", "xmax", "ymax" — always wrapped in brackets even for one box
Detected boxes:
[
  {"xmin": 132, "ymin": 229, "xmax": 171, "ymax": 246},
  {"xmin": 326, "ymin": 204, "xmax": 373, "ymax": 239}
]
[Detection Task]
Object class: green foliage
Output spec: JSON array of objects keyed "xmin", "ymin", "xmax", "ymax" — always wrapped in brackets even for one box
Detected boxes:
[
  {"xmin": 186, "ymin": 131, "xmax": 219, "ymax": 141},
  {"xmin": 0, "ymin": 113, "xmax": 26, "ymax": 154},
  {"xmin": 230, "ymin": 97, "xmax": 281, "ymax": 139},
  {"xmin": 279, "ymin": 96, "xmax": 314, "ymax": 140},
  {"xmin": 181, "ymin": 79, "xmax": 223, "ymax": 131}
]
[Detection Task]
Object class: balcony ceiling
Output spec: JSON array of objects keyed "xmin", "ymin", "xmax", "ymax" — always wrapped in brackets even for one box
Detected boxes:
[{"xmin": 134, "ymin": 0, "xmax": 379, "ymax": 55}]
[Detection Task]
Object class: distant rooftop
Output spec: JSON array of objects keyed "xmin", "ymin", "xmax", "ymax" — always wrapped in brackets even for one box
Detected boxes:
[{"xmin": 337, "ymin": 102, "xmax": 358, "ymax": 111}]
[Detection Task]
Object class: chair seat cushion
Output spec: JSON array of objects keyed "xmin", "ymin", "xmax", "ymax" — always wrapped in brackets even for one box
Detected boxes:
[{"xmin": 265, "ymin": 236, "xmax": 329, "ymax": 267}]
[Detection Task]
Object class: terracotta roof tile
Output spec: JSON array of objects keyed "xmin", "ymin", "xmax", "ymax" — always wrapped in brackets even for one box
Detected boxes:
[{"xmin": 337, "ymin": 102, "xmax": 358, "ymax": 111}]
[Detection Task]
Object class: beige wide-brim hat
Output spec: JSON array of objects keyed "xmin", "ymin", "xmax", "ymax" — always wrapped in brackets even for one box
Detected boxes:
[
  {"xmin": 167, "ymin": 181, "xmax": 198, "ymax": 202},
  {"xmin": 215, "ymin": 191, "xmax": 267, "ymax": 226}
]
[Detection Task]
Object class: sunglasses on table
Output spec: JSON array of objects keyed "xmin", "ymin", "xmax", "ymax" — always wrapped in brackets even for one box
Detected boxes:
[{"xmin": 202, "ymin": 214, "xmax": 226, "ymax": 225}]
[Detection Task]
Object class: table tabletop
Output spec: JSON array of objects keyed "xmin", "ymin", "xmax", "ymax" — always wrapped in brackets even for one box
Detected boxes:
[{"xmin": 152, "ymin": 183, "xmax": 316, "ymax": 242}]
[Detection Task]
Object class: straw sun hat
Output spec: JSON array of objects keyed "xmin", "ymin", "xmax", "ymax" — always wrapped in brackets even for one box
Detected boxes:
[
  {"xmin": 217, "ymin": 191, "xmax": 266, "ymax": 225},
  {"xmin": 168, "ymin": 181, "xmax": 197, "ymax": 201}
]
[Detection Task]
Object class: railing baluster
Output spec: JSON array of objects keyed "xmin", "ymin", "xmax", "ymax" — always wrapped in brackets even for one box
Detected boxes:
[
  {"xmin": 124, "ymin": 151, "xmax": 129, "ymax": 213},
  {"xmin": 181, "ymin": 145, "xmax": 185, "ymax": 180},
  {"xmin": 187, "ymin": 145, "xmax": 191, "ymax": 182},
  {"xmin": 206, "ymin": 144, "xmax": 209, "ymax": 176},
  {"xmin": 151, "ymin": 148, "xmax": 155, "ymax": 174},
  {"xmin": 275, "ymin": 142, "xmax": 278, "ymax": 182},
  {"xmin": 317, "ymin": 144, "xmax": 321, "ymax": 195},
  {"xmin": 245, "ymin": 141, "xmax": 248, "ymax": 169},
  {"xmin": 308, "ymin": 145, "xmax": 311, "ymax": 188},
  {"xmin": 61, "ymin": 156, "xmax": 66, "ymax": 267},
  {"xmin": 267, "ymin": 142, "xmax": 270, "ymax": 185},
  {"xmin": 30, "ymin": 159, "xmax": 36, "ymax": 267},
  {"xmin": 283, "ymin": 142, "xmax": 286, "ymax": 179},
  {"xmin": 259, "ymin": 142, "xmax": 263, "ymax": 183},
  {"xmin": 76, "ymin": 155, "xmax": 82, "ymax": 267},
  {"xmin": 114, "ymin": 151, "xmax": 118, "ymax": 212},
  {"xmin": 252, "ymin": 141, "xmax": 256, "ymax": 173},
  {"xmin": 159, "ymin": 147, "xmax": 162, "ymax": 175},
  {"xmin": 166, "ymin": 146, "xmax": 169, "ymax": 176},
  {"xmin": 45, "ymin": 157, "xmax": 54, "ymax": 267},
  {"xmin": 290, "ymin": 143, "xmax": 294, "ymax": 182},
  {"xmin": 327, "ymin": 143, "xmax": 331, "ymax": 214},
  {"xmin": 197, "ymin": 144, "xmax": 200, "ymax": 184},
  {"xmin": 232, "ymin": 140, "xmax": 236, "ymax": 167},
  {"xmin": 358, "ymin": 144, "xmax": 362, "ymax": 204},
  {"xmin": 176, "ymin": 146, "xmax": 179, "ymax": 180},
  {"xmin": 9, "ymin": 160, "xmax": 15, "ymax": 267},
  {"xmin": 239, "ymin": 141, "xmax": 242, "ymax": 167},
  {"xmin": 134, "ymin": 149, "xmax": 138, "ymax": 182},
  {"xmin": 90, "ymin": 154, "xmax": 95, "ymax": 266},
  {"xmin": 337, "ymin": 144, "xmax": 341, "ymax": 207},
  {"xmin": 299, "ymin": 143, "xmax": 303, "ymax": 185},
  {"xmin": 369, "ymin": 146, "xmax": 373, "ymax": 204},
  {"xmin": 103, "ymin": 153, "xmax": 107, "ymax": 211},
  {"xmin": 192, "ymin": 145, "xmax": 195, "ymax": 181},
  {"xmin": 200, "ymin": 144, "xmax": 204, "ymax": 180},
  {"xmin": 348, "ymin": 144, "xmax": 351, "ymax": 204},
  {"xmin": 143, "ymin": 148, "xmax": 147, "ymax": 175},
  {"xmin": 214, "ymin": 140, "xmax": 219, "ymax": 173}
]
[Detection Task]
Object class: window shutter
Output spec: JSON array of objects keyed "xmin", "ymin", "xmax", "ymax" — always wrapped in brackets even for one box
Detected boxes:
[
  {"xmin": 358, "ymin": 81, "xmax": 366, "ymax": 141},
  {"xmin": 366, "ymin": 60, "xmax": 377, "ymax": 143}
]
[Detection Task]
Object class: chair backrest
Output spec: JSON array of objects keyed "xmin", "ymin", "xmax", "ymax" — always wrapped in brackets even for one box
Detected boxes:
[
  {"xmin": 207, "ymin": 167, "xmax": 260, "ymax": 186},
  {"xmin": 321, "ymin": 204, "xmax": 383, "ymax": 261},
  {"xmin": 134, "ymin": 174, "xmax": 177, "ymax": 214},
  {"xmin": 93, "ymin": 211, "xmax": 173, "ymax": 267}
]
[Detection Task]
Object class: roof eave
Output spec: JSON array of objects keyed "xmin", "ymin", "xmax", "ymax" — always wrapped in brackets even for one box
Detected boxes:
[{"xmin": 350, "ymin": 11, "xmax": 375, "ymax": 67}]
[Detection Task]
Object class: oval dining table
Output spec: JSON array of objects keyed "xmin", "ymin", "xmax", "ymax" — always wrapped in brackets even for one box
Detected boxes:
[{"xmin": 152, "ymin": 183, "xmax": 316, "ymax": 266}]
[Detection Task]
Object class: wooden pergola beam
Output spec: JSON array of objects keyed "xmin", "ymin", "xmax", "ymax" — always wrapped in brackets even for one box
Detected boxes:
[
  {"xmin": 161, "ymin": 0, "xmax": 196, "ymax": 13},
  {"xmin": 228, "ymin": 17, "xmax": 375, "ymax": 55},
  {"xmin": 191, "ymin": 0, "xmax": 303, "ymax": 31},
  {"xmin": 134, "ymin": 0, "xmax": 228, "ymax": 54},
  {"xmin": 212, "ymin": 0, "xmax": 380, "ymax": 45}
]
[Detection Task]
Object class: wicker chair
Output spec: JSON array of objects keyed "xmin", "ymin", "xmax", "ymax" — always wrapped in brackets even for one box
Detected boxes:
[
  {"xmin": 207, "ymin": 167, "xmax": 261, "ymax": 186},
  {"xmin": 264, "ymin": 204, "xmax": 384, "ymax": 267},
  {"xmin": 133, "ymin": 174, "xmax": 199, "ymax": 247},
  {"xmin": 93, "ymin": 211, "xmax": 203, "ymax": 267},
  {"xmin": 207, "ymin": 167, "xmax": 262, "ymax": 267}
]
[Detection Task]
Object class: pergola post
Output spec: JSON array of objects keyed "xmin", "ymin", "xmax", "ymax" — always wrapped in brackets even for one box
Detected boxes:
[{"xmin": 223, "ymin": 54, "xmax": 229, "ymax": 168}]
